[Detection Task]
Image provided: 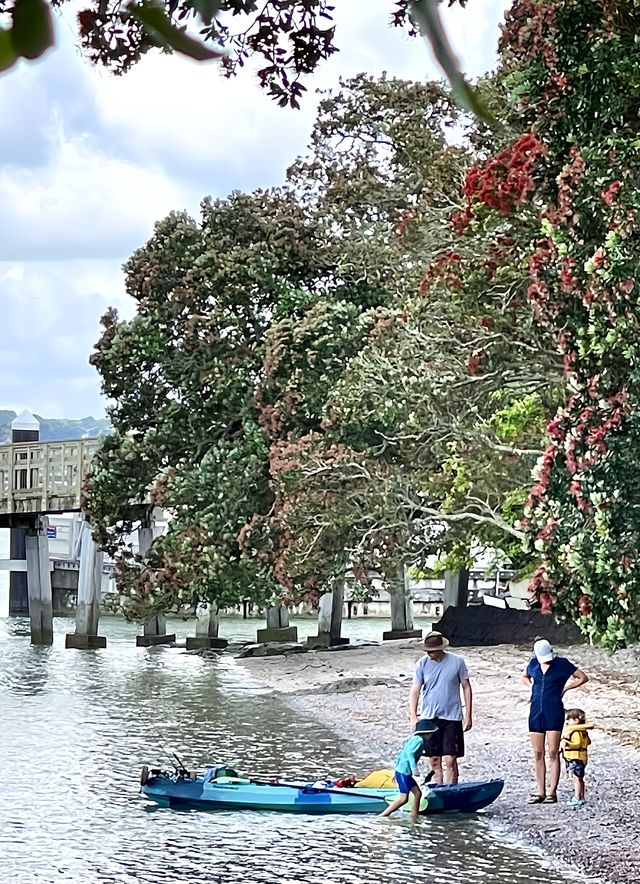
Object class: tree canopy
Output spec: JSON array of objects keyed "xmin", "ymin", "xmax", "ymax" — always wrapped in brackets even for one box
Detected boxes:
[
  {"xmin": 85, "ymin": 73, "xmax": 561, "ymax": 619},
  {"xmin": 493, "ymin": 0, "xmax": 640, "ymax": 648},
  {"xmin": 85, "ymin": 2, "xmax": 640, "ymax": 650},
  {"xmin": 0, "ymin": 1, "xmax": 486, "ymax": 117}
]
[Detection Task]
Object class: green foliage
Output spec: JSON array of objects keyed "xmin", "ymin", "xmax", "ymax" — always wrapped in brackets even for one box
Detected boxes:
[
  {"xmin": 0, "ymin": 0, "xmax": 53, "ymax": 71},
  {"xmin": 489, "ymin": 394, "xmax": 546, "ymax": 445},
  {"xmin": 497, "ymin": 0, "xmax": 640, "ymax": 648},
  {"xmin": 85, "ymin": 189, "xmax": 323, "ymax": 618},
  {"xmin": 249, "ymin": 75, "xmax": 561, "ymax": 590},
  {"xmin": 85, "ymin": 72, "xmax": 564, "ymax": 621},
  {"xmin": 408, "ymin": 0, "xmax": 494, "ymax": 124},
  {"xmin": 128, "ymin": 1, "xmax": 225, "ymax": 62}
]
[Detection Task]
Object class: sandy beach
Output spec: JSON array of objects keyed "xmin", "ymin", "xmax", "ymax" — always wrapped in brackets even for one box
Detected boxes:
[{"xmin": 238, "ymin": 638, "xmax": 640, "ymax": 883}]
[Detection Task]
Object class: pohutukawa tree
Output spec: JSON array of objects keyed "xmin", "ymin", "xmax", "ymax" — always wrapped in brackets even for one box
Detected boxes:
[
  {"xmin": 84, "ymin": 190, "xmax": 325, "ymax": 619},
  {"xmin": 489, "ymin": 0, "xmax": 640, "ymax": 648},
  {"xmin": 244, "ymin": 74, "xmax": 564, "ymax": 592}
]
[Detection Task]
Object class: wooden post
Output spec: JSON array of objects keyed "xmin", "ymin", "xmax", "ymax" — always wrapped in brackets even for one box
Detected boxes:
[
  {"xmin": 186, "ymin": 602, "xmax": 228, "ymax": 650},
  {"xmin": 383, "ymin": 566, "xmax": 422, "ymax": 640},
  {"xmin": 25, "ymin": 516, "xmax": 53, "ymax": 645},
  {"xmin": 257, "ymin": 603, "xmax": 297, "ymax": 643},
  {"xmin": 307, "ymin": 582, "xmax": 349, "ymax": 648},
  {"xmin": 136, "ymin": 516, "xmax": 175, "ymax": 647},
  {"xmin": 65, "ymin": 521, "xmax": 106, "ymax": 649}
]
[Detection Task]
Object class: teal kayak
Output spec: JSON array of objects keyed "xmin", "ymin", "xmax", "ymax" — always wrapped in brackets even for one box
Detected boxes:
[{"xmin": 140, "ymin": 769, "xmax": 504, "ymax": 815}]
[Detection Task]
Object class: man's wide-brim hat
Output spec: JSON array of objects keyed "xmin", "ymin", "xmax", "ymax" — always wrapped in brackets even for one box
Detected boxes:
[
  {"xmin": 415, "ymin": 718, "xmax": 439, "ymax": 735},
  {"xmin": 423, "ymin": 630, "xmax": 450, "ymax": 651}
]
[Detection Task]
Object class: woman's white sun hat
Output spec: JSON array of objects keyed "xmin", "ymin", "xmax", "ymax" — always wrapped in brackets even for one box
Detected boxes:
[{"xmin": 533, "ymin": 638, "xmax": 554, "ymax": 663}]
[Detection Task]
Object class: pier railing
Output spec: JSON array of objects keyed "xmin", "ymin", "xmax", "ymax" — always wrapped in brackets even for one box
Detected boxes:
[{"xmin": 0, "ymin": 438, "xmax": 101, "ymax": 519}]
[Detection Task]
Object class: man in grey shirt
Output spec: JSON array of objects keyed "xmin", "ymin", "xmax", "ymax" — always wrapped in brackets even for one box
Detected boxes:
[{"xmin": 408, "ymin": 630, "xmax": 473, "ymax": 784}]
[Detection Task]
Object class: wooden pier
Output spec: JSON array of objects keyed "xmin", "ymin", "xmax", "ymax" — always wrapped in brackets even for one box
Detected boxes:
[{"xmin": 0, "ymin": 411, "xmax": 172, "ymax": 649}]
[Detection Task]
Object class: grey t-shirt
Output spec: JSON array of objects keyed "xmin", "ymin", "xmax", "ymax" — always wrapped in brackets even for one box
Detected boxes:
[{"xmin": 412, "ymin": 651, "xmax": 470, "ymax": 721}]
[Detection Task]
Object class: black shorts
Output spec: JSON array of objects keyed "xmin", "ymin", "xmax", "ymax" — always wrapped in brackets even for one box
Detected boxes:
[{"xmin": 420, "ymin": 718, "xmax": 465, "ymax": 758}]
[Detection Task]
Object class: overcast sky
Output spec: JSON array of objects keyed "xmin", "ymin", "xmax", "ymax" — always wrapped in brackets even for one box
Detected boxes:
[{"xmin": 0, "ymin": 0, "xmax": 508, "ymax": 420}]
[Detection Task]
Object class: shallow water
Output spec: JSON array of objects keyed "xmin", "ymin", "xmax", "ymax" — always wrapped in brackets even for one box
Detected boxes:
[{"xmin": 0, "ymin": 617, "xmax": 586, "ymax": 884}]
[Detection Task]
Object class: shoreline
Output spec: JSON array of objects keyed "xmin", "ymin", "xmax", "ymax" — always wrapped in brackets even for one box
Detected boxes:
[{"xmin": 237, "ymin": 639, "xmax": 640, "ymax": 884}]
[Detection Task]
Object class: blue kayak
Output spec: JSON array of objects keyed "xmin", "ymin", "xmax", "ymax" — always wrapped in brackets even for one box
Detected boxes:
[{"xmin": 140, "ymin": 769, "xmax": 504, "ymax": 815}]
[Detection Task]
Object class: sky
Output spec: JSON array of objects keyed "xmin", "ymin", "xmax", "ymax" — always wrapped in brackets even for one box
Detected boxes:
[{"xmin": 0, "ymin": 0, "xmax": 509, "ymax": 420}]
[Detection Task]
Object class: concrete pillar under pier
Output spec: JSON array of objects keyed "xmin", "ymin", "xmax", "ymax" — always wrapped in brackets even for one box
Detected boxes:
[
  {"xmin": 186, "ymin": 603, "xmax": 228, "ymax": 650},
  {"xmin": 383, "ymin": 566, "xmax": 422, "ymax": 641},
  {"xmin": 443, "ymin": 569, "xmax": 470, "ymax": 609},
  {"xmin": 136, "ymin": 519, "xmax": 175, "ymax": 647},
  {"xmin": 307, "ymin": 583, "xmax": 349, "ymax": 649},
  {"xmin": 25, "ymin": 516, "xmax": 53, "ymax": 645},
  {"xmin": 65, "ymin": 522, "xmax": 106, "ymax": 649},
  {"xmin": 257, "ymin": 604, "xmax": 298, "ymax": 643}
]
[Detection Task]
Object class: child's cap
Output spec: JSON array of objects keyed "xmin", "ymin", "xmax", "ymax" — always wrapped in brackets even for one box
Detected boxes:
[
  {"xmin": 533, "ymin": 638, "xmax": 554, "ymax": 663},
  {"xmin": 415, "ymin": 719, "xmax": 439, "ymax": 735}
]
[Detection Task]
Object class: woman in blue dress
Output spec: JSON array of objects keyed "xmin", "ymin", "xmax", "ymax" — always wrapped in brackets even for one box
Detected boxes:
[{"xmin": 521, "ymin": 638, "xmax": 588, "ymax": 803}]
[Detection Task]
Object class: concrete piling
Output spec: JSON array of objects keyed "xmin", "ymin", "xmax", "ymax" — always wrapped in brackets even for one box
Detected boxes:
[
  {"xmin": 136, "ymin": 517, "xmax": 175, "ymax": 647},
  {"xmin": 186, "ymin": 602, "xmax": 227, "ymax": 650},
  {"xmin": 256, "ymin": 604, "xmax": 298, "ymax": 643},
  {"xmin": 307, "ymin": 583, "xmax": 349, "ymax": 649},
  {"xmin": 65, "ymin": 521, "xmax": 106, "ymax": 649},
  {"xmin": 383, "ymin": 566, "xmax": 422, "ymax": 640},
  {"xmin": 25, "ymin": 516, "xmax": 54, "ymax": 645}
]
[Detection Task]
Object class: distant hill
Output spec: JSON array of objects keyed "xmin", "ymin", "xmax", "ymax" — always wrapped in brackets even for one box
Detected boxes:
[{"xmin": 0, "ymin": 411, "xmax": 111, "ymax": 444}]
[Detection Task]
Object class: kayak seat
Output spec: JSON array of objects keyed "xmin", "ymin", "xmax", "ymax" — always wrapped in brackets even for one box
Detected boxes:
[{"xmin": 211, "ymin": 776, "xmax": 251, "ymax": 785}]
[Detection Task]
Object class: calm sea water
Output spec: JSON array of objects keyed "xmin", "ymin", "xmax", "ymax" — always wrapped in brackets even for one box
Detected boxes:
[{"xmin": 0, "ymin": 611, "xmax": 585, "ymax": 884}]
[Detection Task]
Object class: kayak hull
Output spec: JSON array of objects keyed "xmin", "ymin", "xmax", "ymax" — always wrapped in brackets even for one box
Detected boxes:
[{"xmin": 141, "ymin": 775, "xmax": 504, "ymax": 815}]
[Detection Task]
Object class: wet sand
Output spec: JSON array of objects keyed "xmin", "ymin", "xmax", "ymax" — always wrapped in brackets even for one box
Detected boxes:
[{"xmin": 239, "ymin": 639, "xmax": 640, "ymax": 883}]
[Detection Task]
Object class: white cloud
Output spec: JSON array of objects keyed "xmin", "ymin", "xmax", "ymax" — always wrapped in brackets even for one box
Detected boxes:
[
  {"xmin": 0, "ymin": 135, "xmax": 188, "ymax": 261},
  {"xmin": 0, "ymin": 261, "xmax": 117, "ymax": 417}
]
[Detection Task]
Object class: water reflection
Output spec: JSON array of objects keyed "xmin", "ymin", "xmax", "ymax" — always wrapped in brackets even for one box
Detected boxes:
[{"xmin": 0, "ymin": 618, "xmax": 583, "ymax": 884}]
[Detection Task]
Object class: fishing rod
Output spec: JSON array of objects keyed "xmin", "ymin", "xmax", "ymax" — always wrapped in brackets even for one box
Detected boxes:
[{"xmin": 149, "ymin": 722, "xmax": 190, "ymax": 776}]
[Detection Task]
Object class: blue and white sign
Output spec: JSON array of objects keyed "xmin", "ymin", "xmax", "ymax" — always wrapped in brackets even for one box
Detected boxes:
[{"xmin": 47, "ymin": 527, "xmax": 57, "ymax": 539}]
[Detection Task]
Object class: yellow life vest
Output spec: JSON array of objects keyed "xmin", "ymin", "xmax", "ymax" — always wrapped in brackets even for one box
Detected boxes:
[
  {"xmin": 355, "ymin": 768, "xmax": 396, "ymax": 789},
  {"xmin": 561, "ymin": 723, "xmax": 593, "ymax": 763}
]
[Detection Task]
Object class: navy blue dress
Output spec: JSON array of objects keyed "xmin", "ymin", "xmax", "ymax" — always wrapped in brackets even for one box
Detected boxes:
[{"xmin": 526, "ymin": 656, "xmax": 578, "ymax": 733}]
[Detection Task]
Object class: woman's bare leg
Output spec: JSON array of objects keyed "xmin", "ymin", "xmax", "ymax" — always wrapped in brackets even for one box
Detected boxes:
[
  {"xmin": 546, "ymin": 731, "xmax": 561, "ymax": 797},
  {"xmin": 529, "ymin": 732, "xmax": 546, "ymax": 797}
]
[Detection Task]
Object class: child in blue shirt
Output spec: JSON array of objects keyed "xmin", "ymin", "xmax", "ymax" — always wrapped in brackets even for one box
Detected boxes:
[{"xmin": 379, "ymin": 719, "xmax": 439, "ymax": 822}]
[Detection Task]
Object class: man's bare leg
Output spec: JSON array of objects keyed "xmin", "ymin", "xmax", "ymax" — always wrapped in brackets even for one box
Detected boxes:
[
  {"xmin": 429, "ymin": 756, "xmax": 443, "ymax": 784},
  {"xmin": 443, "ymin": 754, "xmax": 459, "ymax": 784}
]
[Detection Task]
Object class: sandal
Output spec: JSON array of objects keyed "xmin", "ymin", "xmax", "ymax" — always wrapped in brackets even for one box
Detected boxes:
[
  {"xmin": 527, "ymin": 794, "xmax": 545, "ymax": 804},
  {"xmin": 543, "ymin": 793, "xmax": 557, "ymax": 803}
]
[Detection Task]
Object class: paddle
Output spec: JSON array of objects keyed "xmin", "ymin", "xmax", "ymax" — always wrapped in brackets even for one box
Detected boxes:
[{"xmin": 248, "ymin": 778, "xmax": 392, "ymax": 802}]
